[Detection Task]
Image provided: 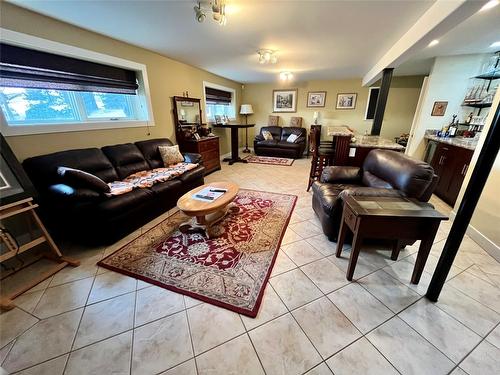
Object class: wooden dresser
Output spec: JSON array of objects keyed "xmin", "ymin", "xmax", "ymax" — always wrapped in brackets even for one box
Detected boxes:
[{"xmin": 179, "ymin": 136, "xmax": 221, "ymax": 175}]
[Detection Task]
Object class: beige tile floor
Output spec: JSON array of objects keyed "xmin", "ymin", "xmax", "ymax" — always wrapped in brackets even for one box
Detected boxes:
[{"xmin": 1, "ymin": 157, "xmax": 499, "ymax": 375}]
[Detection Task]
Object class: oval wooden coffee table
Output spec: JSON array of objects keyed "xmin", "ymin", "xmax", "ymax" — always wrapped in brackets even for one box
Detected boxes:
[{"xmin": 177, "ymin": 181, "xmax": 239, "ymax": 238}]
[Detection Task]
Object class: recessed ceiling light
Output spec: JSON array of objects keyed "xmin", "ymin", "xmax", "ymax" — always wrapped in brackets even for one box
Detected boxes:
[
  {"xmin": 490, "ymin": 41, "xmax": 500, "ymax": 48},
  {"xmin": 480, "ymin": 0, "xmax": 499, "ymax": 11},
  {"xmin": 428, "ymin": 39, "xmax": 439, "ymax": 47}
]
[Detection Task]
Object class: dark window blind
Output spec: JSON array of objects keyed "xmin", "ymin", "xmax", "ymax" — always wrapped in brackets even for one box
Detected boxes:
[
  {"xmin": 0, "ymin": 43, "xmax": 139, "ymax": 95},
  {"xmin": 205, "ymin": 86, "xmax": 232, "ymax": 104},
  {"xmin": 366, "ymin": 87, "xmax": 380, "ymax": 120}
]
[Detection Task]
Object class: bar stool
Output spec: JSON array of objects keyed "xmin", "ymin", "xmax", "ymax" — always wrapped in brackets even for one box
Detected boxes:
[
  {"xmin": 307, "ymin": 127, "xmax": 335, "ymax": 191},
  {"xmin": 307, "ymin": 125, "xmax": 333, "ymax": 156}
]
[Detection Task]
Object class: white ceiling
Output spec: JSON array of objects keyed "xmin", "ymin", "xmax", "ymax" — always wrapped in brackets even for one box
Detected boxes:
[
  {"xmin": 7, "ymin": 0, "xmax": 437, "ymax": 83},
  {"xmin": 395, "ymin": 2, "xmax": 500, "ymax": 76}
]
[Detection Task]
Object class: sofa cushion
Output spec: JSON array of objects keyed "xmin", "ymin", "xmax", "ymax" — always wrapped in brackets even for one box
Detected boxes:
[
  {"xmin": 150, "ymin": 179, "xmax": 183, "ymax": 200},
  {"xmin": 363, "ymin": 149, "xmax": 434, "ymax": 200},
  {"xmin": 95, "ymin": 188, "xmax": 154, "ymax": 218},
  {"xmin": 286, "ymin": 134, "xmax": 299, "ymax": 143},
  {"xmin": 262, "ymin": 130, "xmax": 274, "ymax": 140},
  {"xmin": 362, "ymin": 171, "xmax": 393, "ymax": 189},
  {"xmin": 256, "ymin": 139, "xmax": 278, "ymax": 146},
  {"xmin": 57, "ymin": 166, "xmax": 110, "ymax": 192},
  {"xmin": 260, "ymin": 126, "xmax": 282, "ymax": 140},
  {"xmin": 281, "ymin": 126, "xmax": 306, "ymax": 141},
  {"xmin": 23, "ymin": 148, "xmax": 119, "ymax": 189},
  {"xmin": 102, "ymin": 143, "xmax": 150, "ymax": 180},
  {"xmin": 276, "ymin": 141, "xmax": 302, "ymax": 149},
  {"xmin": 135, "ymin": 138, "xmax": 174, "ymax": 169},
  {"xmin": 159, "ymin": 145, "xmax": 184, "ymax": 166}
]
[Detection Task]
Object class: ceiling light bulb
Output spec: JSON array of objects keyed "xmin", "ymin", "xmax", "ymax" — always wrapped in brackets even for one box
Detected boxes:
[
  {"xmin": 279, "ymin": 72, "xmax": 286, "ymax": 80},
  {"xmin": 480, "ymin": 0, "xmax": 499, "ymax": 11},
  {"xmin": 270, "ymin": 55, "xmax": 278, "ymax": 64},
  {"xmin": 489, "ymin": 41, "xmax": 500, "ymax": 48},
  {"xmin": 264, "ymin": 52, "xmax": 271, "ymax": 61},
  {"xmin": 194, "ymin": 4, "xmax": 206, "ymax": 23},
  {"xmin": 428, "ymin": 39, "xmax": 439, "ymax": 47}
]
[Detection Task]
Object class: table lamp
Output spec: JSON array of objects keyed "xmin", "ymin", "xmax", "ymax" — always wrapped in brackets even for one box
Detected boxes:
[
  {"xmin": 313, "ymin": 111, "xmax": 319, "ymax": 125},
  {"xmin": 240, "ymin": 104, "xmax": 254, "ymax": 153},
  {"xmin": 240, "ymin": 104, "xmax": 254, "ymax": 125}
]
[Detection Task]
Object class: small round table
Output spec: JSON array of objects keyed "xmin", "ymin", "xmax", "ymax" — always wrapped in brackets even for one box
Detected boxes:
[{"xmin": 177, "ymin": 182, "xmax": 239, "ymax": 238}]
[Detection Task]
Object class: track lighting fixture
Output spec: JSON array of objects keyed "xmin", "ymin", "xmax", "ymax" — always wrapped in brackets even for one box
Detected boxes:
[{"xmin": 194, "ymin": 1, "xmax": 227, "ymax": 26}]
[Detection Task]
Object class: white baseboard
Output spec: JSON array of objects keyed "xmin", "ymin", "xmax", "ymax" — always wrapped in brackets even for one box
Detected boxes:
[{"xmin": 449, "ymin": 211, "xmax": 500, "ymax": 262}]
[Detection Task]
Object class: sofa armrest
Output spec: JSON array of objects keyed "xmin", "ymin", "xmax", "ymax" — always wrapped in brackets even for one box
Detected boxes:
[
  {"xmin": 47, "ymin": 184, "xmax": 102, "ymax": 203},
  {"xmin": 254, "ymin": 134, "xmax": 265, "ymax": 142},
  {"xmin": 320, "ymin": 166, "xmax": 362, "ymax": 184},
  {"xmin": 339, "ymin": 187, "xmax": 403, "ymax": 201},
  {"xmin": 183, "ymin": 152, "xmax": 202, "ymax": 164}
]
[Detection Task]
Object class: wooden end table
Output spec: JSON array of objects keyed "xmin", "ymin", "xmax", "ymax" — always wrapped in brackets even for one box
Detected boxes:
[
  {"xmin": 336, "ymin": 195, "xmax": 448, "ymax": 282},
  {"xmin": 177, "ymin": 182, "xmax": 239, "ymax": 238}
]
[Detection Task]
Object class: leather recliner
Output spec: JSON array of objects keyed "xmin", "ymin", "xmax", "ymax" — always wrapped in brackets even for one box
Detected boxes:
[
  {"xmin": 22, "ymin": 138, "xmax": 205, "ymax": 244},
  {"xmin": 312, "ymin": 149, "xmax": 438, "ymax": 241},
  {"xmin": 254, "ymin": 126, "xmax": 307, "ymax": 158}
]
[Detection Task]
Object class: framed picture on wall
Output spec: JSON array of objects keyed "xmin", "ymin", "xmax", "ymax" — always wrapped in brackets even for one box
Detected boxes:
[
  {"xmin": 336, "ymin": 93, "xmax": 357, "ymax": 109},
  {"xmin": 307, "ymin": 91, "xmax": 326, "ymax": 107},
  {"xmin": 273, "ymin": 89, "xmax": 297, "ymax": 113},
  {"xmin": 431, "ymin": 101, "xmax": 448, "ymax": 116}
]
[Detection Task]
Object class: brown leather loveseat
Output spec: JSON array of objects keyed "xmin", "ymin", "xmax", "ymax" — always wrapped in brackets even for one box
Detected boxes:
[{"xmin": 312, "ymin": 149, "xmax": 438, "ymax": 241}]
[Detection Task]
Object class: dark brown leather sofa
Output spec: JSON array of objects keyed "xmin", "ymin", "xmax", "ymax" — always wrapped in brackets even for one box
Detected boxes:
[
  {"xmin": 22, "ymin": 138, "xmax": 204, "ymax": 244},
  {"xmin": 312, "ymin": 149, "xmax": 438, "ymax": 241},
  {"xmin": 254, "ymin": 126, "xmax": 307, "ymax": 158}
]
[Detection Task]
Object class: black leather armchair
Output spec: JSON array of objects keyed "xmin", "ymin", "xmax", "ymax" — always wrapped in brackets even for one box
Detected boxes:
[
  {"xmin": 254, "ymin": 126, "xmax": 307, "ymax": 158},
  {"xmin": 23, "ymin": 138, "xmax": 205, "ymax": 244},
  {"xmin": 312, "ymin": 149, "xmax": 438, "ymax": 241}
]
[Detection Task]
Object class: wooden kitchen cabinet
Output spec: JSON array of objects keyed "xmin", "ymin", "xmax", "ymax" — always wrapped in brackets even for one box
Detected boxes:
[{"xmin": 430, "ymin": 142, "xmax": 473, "ymax": 206}]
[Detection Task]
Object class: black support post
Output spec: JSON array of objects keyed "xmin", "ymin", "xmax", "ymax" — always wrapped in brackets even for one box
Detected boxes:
[
  {"xmin": 426, "ymin": 103, "xmax": 500, "ymax": 301},
  {"xmin": 371, "ymin": 68, "xmax": 393, "ymax": 135}
]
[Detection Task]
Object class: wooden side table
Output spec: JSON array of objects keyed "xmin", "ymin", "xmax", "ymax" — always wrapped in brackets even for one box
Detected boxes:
[{"xmin": 335, "ymin": 195, "xmax": 448, "ymax": 282}]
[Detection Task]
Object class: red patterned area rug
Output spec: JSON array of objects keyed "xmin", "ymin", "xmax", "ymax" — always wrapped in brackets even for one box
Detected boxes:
[
  {"xmin": 243, "ymin": 155, "xmax": 294, "ymax": 166},
  {"xmin": 98, "ymin": 189, "xmax": 297, "ymax": 317}
]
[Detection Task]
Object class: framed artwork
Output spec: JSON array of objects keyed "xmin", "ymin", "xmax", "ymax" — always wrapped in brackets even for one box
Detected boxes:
[
  {"xmin": 307, "ymin": 91, "xmax": 326, "ymax": 107},
  {"xmin": 0, "ymin": 133, "xmax": 36, "ymax": 206},
  {"xmin": 336, "ymin": 93, "xmax": 357, "ymax": 109},
  {"xmin": 431, "ymin": 101, "xmax": 448, "ymax": 116},
  {"xmin": 273, "ymin": 89, "xmax": 297, "ymax": 113}
]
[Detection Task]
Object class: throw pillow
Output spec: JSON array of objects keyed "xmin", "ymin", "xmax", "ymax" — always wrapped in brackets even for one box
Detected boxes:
[
  {"xmin": 286, "ymin": 134, "xmax": 299, "ymax": 143},
  {"xmin": 262, "ymin": 130, "xmax": 274, "ymax": 140},
  {"xmin": 159, "ymin": 145, "xmax": 184, "ymax": 166},
  {"xmin": 57, "ymin": 166, "xmax": 110, "ymax": 193}
]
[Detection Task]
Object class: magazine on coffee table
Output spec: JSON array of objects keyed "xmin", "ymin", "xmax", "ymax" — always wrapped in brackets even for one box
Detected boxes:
[{"xmin": 192, "ymin": 186, "xmax": 227, "ymax": 202}]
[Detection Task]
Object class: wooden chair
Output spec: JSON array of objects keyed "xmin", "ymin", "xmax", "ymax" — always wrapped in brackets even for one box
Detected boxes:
[
  {"xmin": 307, "ymin": 127, "xmax": 335, "ymax": 191},
  {"xmin": 268, "ymin": 115, "xmax": 279, "ymax": 126}
]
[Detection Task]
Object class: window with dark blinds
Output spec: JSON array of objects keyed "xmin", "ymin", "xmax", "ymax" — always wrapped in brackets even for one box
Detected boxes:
[
  {"xmin": 205, "ymin": 86, "xmax": 232, "ymax": 104},
  {"xmin": 0, "ymin": 43, "xmax": 139, "ymax": 95}
]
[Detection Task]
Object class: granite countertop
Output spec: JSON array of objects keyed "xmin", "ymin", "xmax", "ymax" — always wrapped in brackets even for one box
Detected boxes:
[
  {"xmin": 424, "ymin": 134, "xmax": 478, "ymax": 150},
  {"xmin": 350, "ymin": 135, "xmax": 405, "ymax": 150},
  {"xmin": 327, "ymin": 126, "xmax": 353, "ymax": 137}
]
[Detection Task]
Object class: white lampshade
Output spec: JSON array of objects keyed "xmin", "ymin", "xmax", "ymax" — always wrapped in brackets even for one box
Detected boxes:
[
  {"xmin": 240, "ymin": 104, "xmax": 254, "ymax": 115},
  {"xmin": 313, "ymin": 111, "xmax": 319, "ymax": 120}
]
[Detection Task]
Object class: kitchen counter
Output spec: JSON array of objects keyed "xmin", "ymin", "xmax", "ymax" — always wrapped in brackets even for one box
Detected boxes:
[
  {"xmin": 350, "ymin": 135, "xmax": 405, "ymax": 151},
  {"xmin": 424, "ymin": 134, "xmax": 478, "ymax": 150}
]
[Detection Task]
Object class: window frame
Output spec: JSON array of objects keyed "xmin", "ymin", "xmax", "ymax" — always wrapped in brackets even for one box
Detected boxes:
[
  {"xmin": 202, "ymin": 81, "xmax": 236, "ymax": 123},
  {"xmin": 0, "ymin": 28, "xmax": 155, "ymax": 136}
]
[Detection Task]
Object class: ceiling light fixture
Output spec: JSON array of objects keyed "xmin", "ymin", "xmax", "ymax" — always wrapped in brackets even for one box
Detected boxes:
[
  {"xmin": 428, "ymin": 39, "xmax": 439, "ymax": 47},
  {"xmin": 490, "ymin": 41, "xmax": 500, "ymax": 48},
  {"xmin": 279, "ymin": 71, "xmax": 293, "ymax": 81},
  {"xmin": 257, "ymin": 49, "xmax": 278, "ymax": 64},
  {"xmin": 194, "ymin": 1, "xmax": 227, "ymax": 26},
  {"xmin": 480, "ymin": 0, "xmax": 499, "ymax": 11}
]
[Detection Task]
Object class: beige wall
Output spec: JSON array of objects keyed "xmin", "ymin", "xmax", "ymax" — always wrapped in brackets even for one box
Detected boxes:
[
  {"xmin": 454, "ymin": 86, "xmax": 500, "ymax": 250},
  {"xmin": 0, "ymin": 3, "xmax": 242, "ymax": 160},
  {"xmin": 242, "ymin": 76, "xmax": 424, "ymax": 141}
]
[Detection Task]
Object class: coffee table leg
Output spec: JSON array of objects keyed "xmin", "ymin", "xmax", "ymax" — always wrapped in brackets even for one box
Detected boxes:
[
  {"xmin": 346, "ymin": 234, "xmax": 363, "ymax": 281},
  {"xmin": 411, "ymin": 221, "xmax": 440, "ymax": 284},
  {"xmin": 336, "ymin": 213, "xmax": 348, "ymax": 257},
  {"xmin": 391, "ymin": 240, "xmax": 402, "ymax": 261}
]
